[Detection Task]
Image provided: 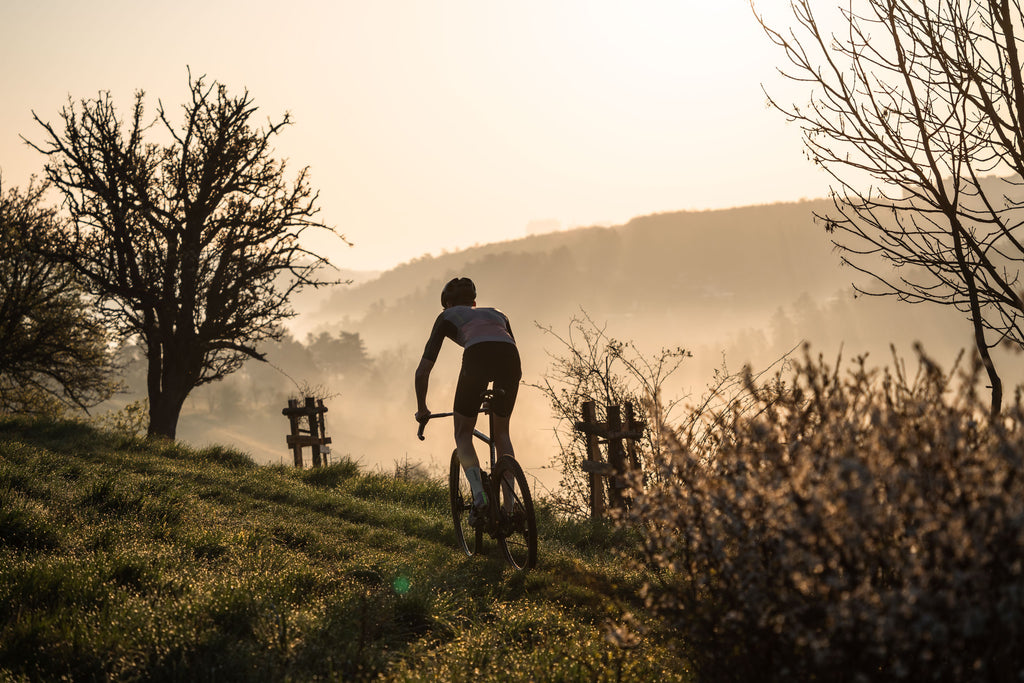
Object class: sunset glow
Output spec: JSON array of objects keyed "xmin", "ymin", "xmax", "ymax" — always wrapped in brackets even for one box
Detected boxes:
[{"xmin": 0, "ymin": 0, "xmax": 826, "ymax": 270}]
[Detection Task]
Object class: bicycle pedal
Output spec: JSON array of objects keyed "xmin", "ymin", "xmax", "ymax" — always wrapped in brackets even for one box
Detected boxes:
[{"xmin": 468, "ymin": 501, "xmax": 489, "ymax": 531}]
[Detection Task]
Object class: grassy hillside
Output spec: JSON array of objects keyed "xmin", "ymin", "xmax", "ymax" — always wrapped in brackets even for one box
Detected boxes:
[{"xmin": 0, "ymin": 418, "xmax": 688, "ymax": 682}]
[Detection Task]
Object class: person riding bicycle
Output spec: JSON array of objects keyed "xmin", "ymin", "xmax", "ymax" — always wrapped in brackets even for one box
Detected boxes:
[{"xmin": 414, "ymin": 277, "xmax": 522, "ymax": 526}]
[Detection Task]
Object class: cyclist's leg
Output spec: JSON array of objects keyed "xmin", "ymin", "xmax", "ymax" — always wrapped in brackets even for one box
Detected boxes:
[
  {"xmin": 453, "ymin": 410, "xmax": 479, "ymax": 471},
  {"xmin": 454, "ymin": 410, "xmax": 488, "ymax": 510},
  {"xmin": 490, "ymin": 343, "xmax": 522, "ymax": 460},
  {"xmin": 491, "ymin": 414, "xmax": 514, "ymax": 459},
  {"xmin": 454, "ymin": 347, "xmax": 489, "ymax": 506},
  {"xmin": 491, "ymin": 413, "xmax": 517, "ymax": 513},
  {"xmin": 490, "ymin": 344, "xmax": 522, "ymax": 513}
]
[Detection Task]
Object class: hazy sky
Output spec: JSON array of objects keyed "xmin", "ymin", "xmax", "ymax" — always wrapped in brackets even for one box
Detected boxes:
[{"xmin": 0, "ymin": 0, "xmax": 830, "ymax": 272}]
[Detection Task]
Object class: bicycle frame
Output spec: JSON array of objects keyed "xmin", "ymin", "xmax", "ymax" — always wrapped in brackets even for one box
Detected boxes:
[
  {"xmin": 416, "ymin": 397, "xmax": 498, "ymax": 468},
  {"xmin": 416, "ymin": 388, "xmax": 538, "ymax": 570}
]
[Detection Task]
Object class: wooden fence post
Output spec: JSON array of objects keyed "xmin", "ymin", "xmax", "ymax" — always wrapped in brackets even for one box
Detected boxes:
[
  {"xmin": 282, "ymin": 397, "xmax": 332, "ymax": 468},
  {"xmin": 316, "ymin": 399, "xmax": 329, "ymax": 465},
  {"xmin": 605, "ymin": 404, "xmax": 627, "ymax": 510},
  {"xmin": 286, "ymin": 398, "xmax": 303, "ymax": 467},
  {"xmin": 305, "ymin": 397, "xmax": 322, "ymax": 468},
  {"xmin": 581, "ymin": 401, "xmax": 606, "ymax": 520},
  {"xmin": 575, "ymin": 400, "xmax": 647, "ymax": 519},
  {"xmin": 624, "ymin": 401, "xmax": 642, "ymax": 473}
]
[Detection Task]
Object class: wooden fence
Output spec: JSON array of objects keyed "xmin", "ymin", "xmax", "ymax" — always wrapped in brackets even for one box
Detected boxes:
[
  {"xmin": 282, "ymin": 397, "xmax": 332, "ymax": 468},
  {"xmin": 574, "ymin": 400, "xmax": 644, "ymax": 519}
]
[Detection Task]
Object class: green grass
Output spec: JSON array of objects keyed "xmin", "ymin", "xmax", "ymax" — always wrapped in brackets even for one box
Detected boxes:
[{"xmin": 0, "ymin": 416, "xmax": 688, "ymax": 682}]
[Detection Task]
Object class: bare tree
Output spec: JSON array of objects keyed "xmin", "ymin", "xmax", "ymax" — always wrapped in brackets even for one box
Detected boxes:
[
  {"xmin": 0, "ymin": 179, "xmax": 117, "ymax": 415},
  {"xmin": 756, "ymin": 0, "xmax": 1024, "ymax": 416},
  {"xmin": 27, "ymin": 73, "xmax": 347, "ymax": 437}
]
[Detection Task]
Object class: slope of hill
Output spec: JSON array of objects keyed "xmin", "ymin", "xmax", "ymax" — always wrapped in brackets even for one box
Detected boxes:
[{"xmin": 0, "ymin": 418, "xmax": 688, "ymax": 681}]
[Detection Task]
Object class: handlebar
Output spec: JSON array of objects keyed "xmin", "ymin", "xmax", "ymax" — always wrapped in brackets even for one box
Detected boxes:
[
  {"xmin": 416, "ymin": 389, "xmax": 506, "ymax": 440},
  {"xmin": 416, "ymin": 412, "xmax": 454, "ymax": 440}
]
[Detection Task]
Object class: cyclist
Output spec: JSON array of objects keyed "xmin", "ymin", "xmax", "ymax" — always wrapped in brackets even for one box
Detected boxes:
[{"xmin": 414, "ymin": 277, "xmax": 522, "ymax": 525}]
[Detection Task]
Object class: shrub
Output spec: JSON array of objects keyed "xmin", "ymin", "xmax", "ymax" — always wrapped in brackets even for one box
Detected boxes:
[
  {"xmin": 630, "ymin": 347, "xmax": 1024, "ymax": 682},
  {"xmin": 89, "ymin": 399, "xmax": 148, "ymax": 438},
  {"xmin": 532, "ymin": 312, "xmax": 690, "ymax": 518}
]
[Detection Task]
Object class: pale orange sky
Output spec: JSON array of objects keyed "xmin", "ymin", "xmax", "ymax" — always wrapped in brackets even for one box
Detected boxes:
[{"xmin": 0, "ymin": 0, "xmax": 829, "ymax": 271}]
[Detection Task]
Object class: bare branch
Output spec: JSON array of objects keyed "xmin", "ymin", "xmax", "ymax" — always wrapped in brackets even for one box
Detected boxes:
[{"xmin": 756, "ymin": 0, "xmax": 1024, "ymax": 414}]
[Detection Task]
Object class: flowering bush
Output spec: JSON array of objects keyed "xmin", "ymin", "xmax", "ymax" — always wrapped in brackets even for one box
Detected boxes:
[
  {"xmin": 629, "ymin": 347, "xmax": 1024, "ymax": 682},
  {"xmin": 533, "ymin": 312, "xmax": 689, "ymax": 517}
]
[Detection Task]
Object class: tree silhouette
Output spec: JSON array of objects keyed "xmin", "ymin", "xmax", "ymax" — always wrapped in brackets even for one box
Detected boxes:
[
  {"xmin": 0, "ymin": 179, "xmax": 117, "ymax": 415},
  {"xmin": 28, "ymin": 73, "xmax": 347, "ymax": 437},
  {"xmin": 757, "ymin": 0, "xmax": 1024, "ymax": 416}
]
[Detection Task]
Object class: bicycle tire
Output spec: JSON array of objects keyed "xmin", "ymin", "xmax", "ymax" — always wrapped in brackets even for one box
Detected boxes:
[
  {"xmin": 449, "ymin": 449, "xmax": 483, "ymax": 556},
  {"xmin": 492, "ymin": 455, "xmax": 538, "ymax": 570}
]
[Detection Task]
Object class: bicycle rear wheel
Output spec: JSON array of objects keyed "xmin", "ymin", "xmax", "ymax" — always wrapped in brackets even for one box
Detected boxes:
[
  {"xmin": 449, "ymin": 449, "xmax": 483, "ymax": 556},
  {"xmin": 492, "ymin": 455, "xmax": 538, "ymax": 570}
]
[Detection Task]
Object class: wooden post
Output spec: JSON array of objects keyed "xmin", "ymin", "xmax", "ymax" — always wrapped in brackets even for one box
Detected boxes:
[
  {"xmin": 283, "ymin": 398, "xmax": 332, "ymax": 468},
  {"xmin": 581, "ymin": 401, "xmax": 606, "ymax": 520},
  {"xmin": 606, "ymin": 404, "xmax": 627, "ymax": 510},
  {"xmin": 316, "ymin": 399, "xmax": 329, "ymax": 466},
  {"xmin": 306, "ymin": 397, "xmax": 322, "ymax": 468},
  {"xmin": 287, "ymin": 398, "xmax": 303, "ymax": 467},
  {"xmin": 624, "ymin": 402, "xmax": 642, "ymax": 471},
  {"xmin": 625, "ymin": 402, "xmax": 648, "ymax": 493}
]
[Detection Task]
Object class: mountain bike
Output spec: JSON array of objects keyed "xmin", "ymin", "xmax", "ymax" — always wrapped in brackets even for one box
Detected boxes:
[{"xmin": 417, "ymin": 389, "xmax": 538, "ymax": 570}]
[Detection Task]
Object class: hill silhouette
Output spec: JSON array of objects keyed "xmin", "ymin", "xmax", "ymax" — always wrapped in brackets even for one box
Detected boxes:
[
  {"xmin": 299, "ymin": 196, "xmax": 974, "ymax": 394},
  {"xmin": 309, "ymin": 199, "xmax": 850, "ymax": 347}
]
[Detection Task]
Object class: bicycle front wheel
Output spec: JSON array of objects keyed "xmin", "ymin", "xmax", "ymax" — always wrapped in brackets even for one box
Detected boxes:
[
  {"xmin": 449, "ymin": 449, "xmax": 482, "ymax": 556},
  {"xmin": 492, "ymin": 455, "xmax": 538, "ymax": 570}
]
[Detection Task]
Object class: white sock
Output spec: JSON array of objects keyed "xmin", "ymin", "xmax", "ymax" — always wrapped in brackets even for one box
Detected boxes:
[{"xmin": 465, "ymin": 467, "xmax": 487, "ymax": 506}]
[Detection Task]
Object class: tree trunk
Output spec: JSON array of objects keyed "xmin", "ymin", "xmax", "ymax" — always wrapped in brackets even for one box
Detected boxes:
[
  {"xmin": 952, "ymin": 219, "xmax": 1003, "ymax": 417},
  {"xmin": 971, "ymin": 312, "xmax": 1003, "ymax": 419},
  {"xmin": 147, "ymin": 390, "xmax": 186, "ymax": 439},
  {"xmin": 144, "ymin": 334, "xmax": 191, "ymax": 439}
]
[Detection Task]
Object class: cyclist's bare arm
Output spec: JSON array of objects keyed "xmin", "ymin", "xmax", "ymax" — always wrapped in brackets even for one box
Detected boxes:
[{"xmin": 414, "ymin": 357, "xmax": 434, "ymax": 421}]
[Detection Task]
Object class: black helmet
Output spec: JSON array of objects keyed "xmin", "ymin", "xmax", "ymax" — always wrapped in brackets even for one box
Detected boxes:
[{"xmin": 441, "ymin": 277, "xmax": 476, "ymax": 308}]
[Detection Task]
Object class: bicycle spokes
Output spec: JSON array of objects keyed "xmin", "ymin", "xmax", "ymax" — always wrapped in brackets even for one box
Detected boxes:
[
  {"xmin": 492, "ymin": 455, "xmax": 537, "ymax": 570},
  {"xmin": 449, "ymin": 450, "xmax": 483, "ymax": 557},
  {"xmin": 447, "ymin": 451, "xmax": 536, "ymax": 569},
  {"xmin": 499, "ymin": 470, "xmax": 515, "ymax": 511}
]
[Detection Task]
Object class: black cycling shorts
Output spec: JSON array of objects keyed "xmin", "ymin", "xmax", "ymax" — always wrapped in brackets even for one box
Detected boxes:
[{"xmin": 454, "ymin": 342, "xmax": 522, "ymax": 418}]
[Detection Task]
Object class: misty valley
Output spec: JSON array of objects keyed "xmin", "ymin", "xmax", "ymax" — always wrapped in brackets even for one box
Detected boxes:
[{"xmin": 139, "ymin": 199, "xmax": 992, "ymax": 491}]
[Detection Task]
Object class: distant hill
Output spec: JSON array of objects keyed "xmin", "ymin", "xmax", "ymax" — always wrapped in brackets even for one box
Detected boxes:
[
  {"xmin": 291, "ymin": 195, "xmax": 991, "ymax": 398},
  {"xmin": 312, "ymin": 176, "xmax": 1024, "ymax": 348},
  {"xmin": 298, "ymin": 198, "xmax": 983, "ymax": 377},
  {"xmin": 286, "ymin": 267, "xmax": 382, "ymax": 332},
  {"xmin": 307, "ymin": 199, "xmax": 858, "ymax": 351}
]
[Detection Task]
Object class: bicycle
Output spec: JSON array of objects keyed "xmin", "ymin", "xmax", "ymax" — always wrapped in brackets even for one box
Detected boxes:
[{"xmin": 417, "ymin": 388, "xmax": 538, "ymax": 570}]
